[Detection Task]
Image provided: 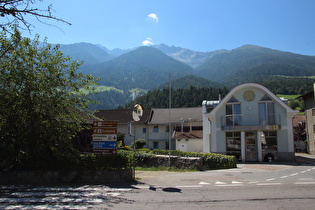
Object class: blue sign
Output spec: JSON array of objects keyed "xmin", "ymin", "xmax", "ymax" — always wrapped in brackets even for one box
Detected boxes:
[{"xmin": 92, "ymin": 141, "xmax": 117, "ymax": 149}]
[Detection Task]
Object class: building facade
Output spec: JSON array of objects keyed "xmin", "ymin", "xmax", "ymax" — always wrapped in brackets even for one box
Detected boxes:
[
  {"xmin": 202, "ymin": 83, "xmax": 298, "ymax": 162},
  {"xmin": 297, "ymin": 89, "xmax": 315, "ymax": 154},
  {"xmin": 95, "ymin": 107, "xmax": 203, "ymax": 151}
]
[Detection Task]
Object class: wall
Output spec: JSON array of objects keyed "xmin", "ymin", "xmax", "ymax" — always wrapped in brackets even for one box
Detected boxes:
[{"xmin": 176, "ymin": 139, "xmax": 203, "ymax": 153}]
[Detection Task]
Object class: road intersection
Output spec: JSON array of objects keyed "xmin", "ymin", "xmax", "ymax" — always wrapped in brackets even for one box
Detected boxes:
[{"xmin": 0, "ymin": 153, "xmax": 314, "ymax": 209}]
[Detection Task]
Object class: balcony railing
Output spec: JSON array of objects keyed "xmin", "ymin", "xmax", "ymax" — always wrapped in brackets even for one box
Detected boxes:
[{"xmin": 221, "ymin": 114, "xmax": 281, "ymax": 131}]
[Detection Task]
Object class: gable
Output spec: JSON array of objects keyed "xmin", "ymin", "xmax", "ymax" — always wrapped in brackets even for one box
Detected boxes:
[{"xmin": 210, "ymin": 83, "xmax": 297, "ymax": 115}]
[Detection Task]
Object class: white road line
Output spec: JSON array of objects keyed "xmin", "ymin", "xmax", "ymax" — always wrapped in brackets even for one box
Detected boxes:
[
  {"xmin": 199, "ymin": 181, "xmax": 210, "ymax": 185},
  {"xmin": 265, "ymin": 178, "xmax": 276, "ymax": 181},
  {"xmin": 301, "ymin": 171, "xmax": 307, "ymax": 173},
  {"xmin": 256, "ymin": 183, "xmax": 281, "ymax": 186},
  {"xmin": 289, "ymin": 173, "xmax": 299, "ymax": 176},
  {"xmin": 132, "ymin": 185, "xmax": 149, "ymax": 189},
  {"xmin": 215, "ymin": 184, "xmax": 243, "ymax": 187},
  {"xmin": 280, "ymin": 176, "xmax": 288, "ymax": 179},
  {"xmin": 232, "ymin": 181, "xmax": 243, "ymax": 184},
  {"xmin": 215, "ymin": 181, "xmax": 227, "ymax": 185}
]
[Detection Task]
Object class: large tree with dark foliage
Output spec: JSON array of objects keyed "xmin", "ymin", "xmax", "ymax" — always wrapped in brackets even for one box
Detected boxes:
[{"xmin": 0, "ymin": 28, "xmax": 98, "ymax": 171}]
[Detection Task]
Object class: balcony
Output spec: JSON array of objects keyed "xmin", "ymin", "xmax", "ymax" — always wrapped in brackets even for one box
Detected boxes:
[{"xmin": 221, "ymin": 114, "xmax": 281, "ymax": 131}]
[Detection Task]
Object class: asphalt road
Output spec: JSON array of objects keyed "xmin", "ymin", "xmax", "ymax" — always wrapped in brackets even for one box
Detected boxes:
[{"xmin": 0, "ymin": 153, "xmax": 315, "ymax": 209}]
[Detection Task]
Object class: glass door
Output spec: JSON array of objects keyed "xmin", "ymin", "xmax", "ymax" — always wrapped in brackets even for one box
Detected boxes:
[{"xmin": 245, "ymin": 132, "xmax": 257, "ymax": 161}]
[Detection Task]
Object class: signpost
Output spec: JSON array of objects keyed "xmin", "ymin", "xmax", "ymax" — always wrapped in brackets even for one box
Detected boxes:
[{"xmin": 92, "ymin": 121, "xmax": 117, "ymax": 154}]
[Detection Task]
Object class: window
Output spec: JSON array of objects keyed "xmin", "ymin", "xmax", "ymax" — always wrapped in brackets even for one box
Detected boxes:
[
  {"xmin": 142, "ymin": 127, "xmax": 146, "ymax": 133},
  {"xmin": 226, "ymin": 97, "xmax": 241, "ymax": 126},
  {"xmin": 261, "ymin": 131, "xmax": 277, "ymax": 161},
  {"xmin": 153, "ymin": 141, "xmax": 159, "ymax": 149},
  {"xmin": 313, "ymin": 125, "xmax": 315, "ymax": 133},
  {"xmin": 259, "ymin": 95, "xmax": 275, "ymax": 125},
  {"xmin": 312, "ymin": 109, "xmax": 315, "ymax": 116},
  {"xmin": 226, "ymin": 132, "xmax": 241, "ymax": 160},
  {"xmin": 153, "ymin": 126, "xmax": 158, "ymax": 133},
  {"xmin": 259, "ymin": 102, "xmax": 275, "ymax": 125},
  {"xmin": 166, "ymin": 126, "xmax": 169, "ymax": 133}
]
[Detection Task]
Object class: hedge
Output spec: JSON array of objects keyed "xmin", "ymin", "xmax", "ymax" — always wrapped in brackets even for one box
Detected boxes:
[
  {"xmin": 117, "ymin": 149, "xmax": 236, "ymax": 170},
  {"xmin": 5, "ymin": 149, "xmax": 235, "ymax": 172}
]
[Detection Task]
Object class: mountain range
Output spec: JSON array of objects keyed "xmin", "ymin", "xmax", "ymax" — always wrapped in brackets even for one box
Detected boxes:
[{"xmin": 57, "ymin": 42, "xmax": 315, "ymax": 109}]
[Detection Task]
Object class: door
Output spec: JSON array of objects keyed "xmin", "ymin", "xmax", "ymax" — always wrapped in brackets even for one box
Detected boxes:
[{"xmin": 245, "ymin": 132, "xmax": 257, "ymax": 161}]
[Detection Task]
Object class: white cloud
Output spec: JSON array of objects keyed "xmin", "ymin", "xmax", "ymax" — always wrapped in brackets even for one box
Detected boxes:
[
  {"xmin": 147, "ymin": 13, "xmax": 158, "ymax": 22},
  {"xmin": 142, "ymin": 37, "xmax": 154, "ymax": 46}
]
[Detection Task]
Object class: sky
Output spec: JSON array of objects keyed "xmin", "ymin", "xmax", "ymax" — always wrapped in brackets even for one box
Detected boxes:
[{"xmin": 24, "ymin": 0, "xmax": 315, "ymax": 55}]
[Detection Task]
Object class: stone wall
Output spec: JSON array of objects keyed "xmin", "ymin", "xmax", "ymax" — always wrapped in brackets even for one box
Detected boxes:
[
  {"xmin": 137, "ymin": 155, "xmax": 204, "ymax": 170},
  {"xmin": 0, "ymin": 169, "xmax": 133, "ymax": 185}
]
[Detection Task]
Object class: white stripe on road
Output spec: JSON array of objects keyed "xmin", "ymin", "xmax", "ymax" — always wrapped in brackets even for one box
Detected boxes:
[{"xmin": 256, "ymin": 183, "xmax": 281, "ymax": 186}]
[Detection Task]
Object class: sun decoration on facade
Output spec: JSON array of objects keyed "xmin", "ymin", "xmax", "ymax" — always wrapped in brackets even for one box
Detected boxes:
[{"xmin": 243, "ymin": 90, "xmax": 255, "ymax": 102}]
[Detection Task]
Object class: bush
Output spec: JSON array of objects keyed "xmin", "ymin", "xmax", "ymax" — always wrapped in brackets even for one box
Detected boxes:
[
  {"xmin": 130, "ymin": 139, "xmax": 147, "ymax": 149},
  {"xmin": 150, "ymin": 149, "xmax": 236, "ymax": 170}
]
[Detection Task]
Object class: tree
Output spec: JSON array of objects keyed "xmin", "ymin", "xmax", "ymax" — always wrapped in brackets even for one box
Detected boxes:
[
  {"xmin": 0, "ymin": 28, "xmax": 98, "ymax": 171},
  {"xmin": 131, "ymin": 139, "xmax": 147, "ymax": 149},
  {"xmin": 0, "ymin": 0, "xmax": 70, "ymax": 31}
]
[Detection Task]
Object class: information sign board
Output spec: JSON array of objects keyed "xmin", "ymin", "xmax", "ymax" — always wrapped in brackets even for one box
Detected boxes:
[
  {"xmin": 93, "ymin": 121, "xmax": 117, "ymax": 127},
  {"xmin": 92, "ymin": 134, "xmax": 117, "ymax": 141},
  {"xmin": 92, "ymin": 141, "xmax": 117, "ymax": 149},
  {"xmin": 93, "ymin": 127, "xmax": 117, "ymax": 134}
]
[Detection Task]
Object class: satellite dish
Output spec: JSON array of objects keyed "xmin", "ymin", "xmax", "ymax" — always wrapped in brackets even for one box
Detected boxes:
[{"xmin": 132, "ymin": 104, "xmax": 144, "ymax": 122}]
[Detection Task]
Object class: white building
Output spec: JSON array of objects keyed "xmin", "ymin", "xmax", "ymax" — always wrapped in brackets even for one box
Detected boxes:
[
  {"xmin": 202, "ymin": 83, "xmax": 298, "ymax": 162},
  {"xmin": 95, "ymin": 107, "xmax": 203, "ymax": 152}
]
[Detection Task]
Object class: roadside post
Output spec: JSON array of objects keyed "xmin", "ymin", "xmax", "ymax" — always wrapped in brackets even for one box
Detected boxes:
[
  {"xmin": 131, "ymin": 104, "xmax": 144, "ymax": 179},
  {"xmin": 92, "ymin": 121, "xmax": 118, "ymax": 155}
]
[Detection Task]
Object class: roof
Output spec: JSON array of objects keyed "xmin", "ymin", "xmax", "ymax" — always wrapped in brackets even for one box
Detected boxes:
[
  {"xmin": 94, "ymin": 109, "xmax": 152, "ymax": 124},
  {"xmin": 174, "ymin": 130, "xmax": 203, "ymax": 139},
  {"xmin": 296, "ymin": 90, "xmax": 314, "ymax": 100},
  {"xmin": 148, "ymin": 107, "xmax": 202, "ymax": 124},
  {"xmin": 208, "ymin": 83, "xmax": 298, "ymax": 116}
]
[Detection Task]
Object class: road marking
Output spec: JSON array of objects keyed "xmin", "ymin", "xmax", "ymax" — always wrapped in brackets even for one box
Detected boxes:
[
  {"xmin": 301, "ymin": 171, "xmax": 307, "ymax": 173},
  {"xmin": 289, "ymin": 173, "xmax": 299, "ymax": 176},
  {"xmin": 280, "ymin": 176, "xmax": 288, "ymax": 178},
  {"xmin": 132, "ymin": 185, "xmax": 149, "ymax": 189},
  {"xmin": 232, "ymin": 181, "xmax": 243, "ymax": 184},
  {"xmin": 215, "ymin": 184, "xmax": 243, "ymax": 187},
  {"xmin": 215, "ymin": 181, "xmax": 227, "ymax": 185},
  {"xmin": 256, "ymin": 183, "xmax": 281, "ymax": 186},
  {"xmin": 199, "ymin": 181, "xmax": 210, "ymax": 185},
  {"xmin": 265, "ymin": 178, "xmax": 276, "ymax": 181}
]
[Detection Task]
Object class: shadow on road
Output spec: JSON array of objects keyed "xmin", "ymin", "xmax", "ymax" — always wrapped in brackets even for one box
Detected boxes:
[{"xmin": 295, "ymin": 154, "xmax": 315, "ymax": 165}]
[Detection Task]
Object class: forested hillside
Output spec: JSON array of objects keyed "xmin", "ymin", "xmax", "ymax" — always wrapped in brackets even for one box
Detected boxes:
[
  {"xmin": 123, "ymin": 86, "xmax": 230, "ymax": 109},
  {"xmin": 83, "ymin": 46, "xmax": 194, "ymax": 90},
  {"xmin": 56, "ymin": 43, "xmax": 315, "ymax": 109},
  {"xmin": 196, "ymin": 45, "xmax": 315, "ymax": 82}
]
